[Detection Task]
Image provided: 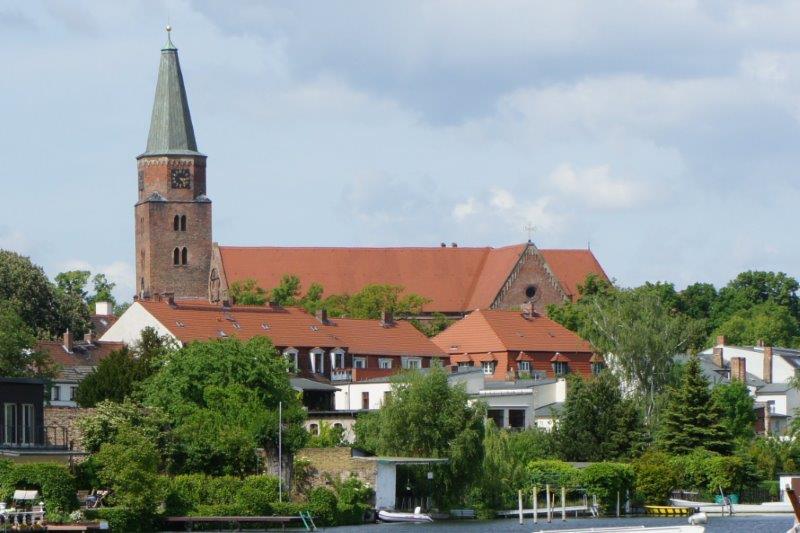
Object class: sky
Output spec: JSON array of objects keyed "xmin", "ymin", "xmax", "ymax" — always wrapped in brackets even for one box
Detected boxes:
[{"xmin": 2, "ymin": 1, "xmax": 800, "ymax": 303}]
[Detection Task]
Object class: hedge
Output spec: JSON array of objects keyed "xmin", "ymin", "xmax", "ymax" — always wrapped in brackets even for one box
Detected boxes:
[
  {"xmin": 85, "ymin": 507, "xmax": 156, "ymax": 532},
  {"xmin": 580, "ymin": 462, "xmax": 635, "ymax": 514},
  {"xmin": 0, "ymin": 462, "xmax": 78, "ymax": 513}
]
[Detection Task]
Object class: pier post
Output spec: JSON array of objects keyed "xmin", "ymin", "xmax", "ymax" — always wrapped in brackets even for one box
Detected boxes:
[
  {"xmin": 546, "ymin": 484, "xmax": 552, "ymax": 523},
  {"xmin": 616, "ymin": 491, "xmax": 620, "ymax": 517},
  {"xmin": 533, "ymin": 486, "xmax": 538, "ymax": 524},
  {"xmin": 518, "ymin": 489, "xmax": 523, "ymax": 525},
  {"xmin": 561, "ymin": 486, "xmax": 566, "ymax": 521}
]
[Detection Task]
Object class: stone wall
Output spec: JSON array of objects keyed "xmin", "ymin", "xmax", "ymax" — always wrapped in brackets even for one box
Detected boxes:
[
  {"xmin": 43, "ymin": 406, "xmax": 94, "ymax": 452},
  {"xmin": 296, "ymin": 447, "xmax": 377, "ymax": 491}
]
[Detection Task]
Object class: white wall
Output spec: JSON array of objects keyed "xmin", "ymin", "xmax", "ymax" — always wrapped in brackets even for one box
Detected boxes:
[
  {"xmin": 334, "ymin": 382, "xmax": 393, "ymax": 410},
  {"xmin": 48, "ymin": 382, "xmax": 78, "ymax": 408},
  {"xmin": 375, "ymin": 462, "xmax": 397, "ymax": 510},
  {"xmin": 100, "ymin": 302, "xmax": 177, "ymax": 345},
  {"xmin": 700, "ymin": 345, "xmax": 795, "ymax": 383}
]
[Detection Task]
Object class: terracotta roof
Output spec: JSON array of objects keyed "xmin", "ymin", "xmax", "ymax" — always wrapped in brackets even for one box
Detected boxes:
[
  {"xmin": 432, "ymin": 309, "xmax": 594, "ymax": 355},
  {"xmin": 516, "ymin": 351, "xmax": 535, "ymax": 362},
  {"xmin": 589, "ymin": 353, "xmax": 605, "ymax": 364},
  {"xmin": 136, "ymin": 300, "xmax": 444, "ymax": 358},
  {"xmin": 550, "ymin": 352, "xmax": 570, "ymax": 362},
  {"xmin": 37, "ymin": 340, "xmax": 123, "ymax": 368},
  {"xmin": 91, "ymin": 314, "xmax": 118, "ymax": 337},
  {"xmin": 538, "ymin": 249, "xmax": 608, "ymax": 300},
  {"xmin": 218, "ymin": 244, "xmax": 607, "ymax": 313}
]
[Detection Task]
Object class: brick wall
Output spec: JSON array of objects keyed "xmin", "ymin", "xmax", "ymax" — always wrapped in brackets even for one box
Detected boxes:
[
  {"xmin": 296, "ymin": 447, "xmax": 377, "ymax": 490},
  {"xmin": 495, "ymin": 247, "xmax": 568, "ymax": 314},
  {"xmin": 43, "ymin": 406, "xmax": 94, "ymax": 452}
]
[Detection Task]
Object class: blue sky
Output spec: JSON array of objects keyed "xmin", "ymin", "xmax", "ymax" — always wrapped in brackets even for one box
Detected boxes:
[{"xmin": 2, "ymin": 1, "xmax": 800, "ymax": 302}]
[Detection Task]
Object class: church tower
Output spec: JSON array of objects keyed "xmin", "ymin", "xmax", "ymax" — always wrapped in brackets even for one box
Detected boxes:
[{"xmin": 135, "ymin": 28, "xmax": 211, "ymax": 299}]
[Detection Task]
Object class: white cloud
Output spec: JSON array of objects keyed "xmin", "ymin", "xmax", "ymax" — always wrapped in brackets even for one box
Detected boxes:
[
  {"xmin": 451, "ymin": 188, "xmax": 562, "ymax": 234},
  {"xmin": 549, "ymin": 163, "xmax": 647, "ymax": 210},
  {"xmin": 452, "ymin": 198, "xmax": 478, "ymax": 221}
]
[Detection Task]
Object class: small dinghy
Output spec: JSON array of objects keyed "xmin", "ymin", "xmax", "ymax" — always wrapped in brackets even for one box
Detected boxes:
[{"xmin": 378, "ymin": 506, "xmax": 434, "ymax": 523}]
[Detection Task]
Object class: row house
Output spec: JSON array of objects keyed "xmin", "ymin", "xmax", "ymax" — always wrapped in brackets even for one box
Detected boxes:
[
  {"xmin": 100, "ymin": 297, "xmax": 446, "ymax": 392},
  {"xmin": 431, "ymin": 305, "xmax": 600, "ymax": 380}
]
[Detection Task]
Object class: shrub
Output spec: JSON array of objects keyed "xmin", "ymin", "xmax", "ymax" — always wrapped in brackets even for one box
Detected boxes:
[
  {"xmin": 0, "ymin": 462, "xmax": 78, "ymax": 513},
  {"xmin": 308, "ymin": 486, "xmax": 338, "ymax": 526},
  {"xmin": 527, "ymin": 460, "xmax": 581, "ymax": 488},
  {"xmin": 271, "ymin": 501, "xmax": 307, "ymax": 516},
  {"xmin": 86, "ymin": 507, "xmax": 155, "ymax": 532},
  {"xmin": 164, "ymin": 474, "xmax": 244, "ymax": 515},
  {"xmin": 73, "ymin": 456, "xmax": 102, "ymax": 491},
  {"xmin": 579, "ymin": 462, "xmax": 635, "ymax": 514},
  {"xmin": 632, "ymin": 451, "xmax": 681, "ymax": 504},
  {"xmin": 193, "ymin": 503, "xmax": 246, "ymax": 516},
  {"xmin": 704, "ymin": 454, "xmax": 758, "ymax": 494},
  {"xmin": 236, "ymin": 475, "xmax": 280, "ymax": 515},
  {"xmin": 333, "ymin": 476, "xmax": 374, "ymax": 525}
]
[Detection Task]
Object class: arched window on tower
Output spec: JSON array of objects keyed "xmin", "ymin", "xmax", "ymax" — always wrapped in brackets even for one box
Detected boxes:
[
  {"xmin": 180, "ymin": 215, "xmax": 187, "ymax": 231},
  {"xmin": 173, "ymin": 248, "xmax": 180, "ymax": 266},
  {"xmin": 181, "ymin": 247, "xmax": 188, "ymax": 265},
  {"xmin": 173, "ymin": 215, "xmax": 180, "ymax": 231}
]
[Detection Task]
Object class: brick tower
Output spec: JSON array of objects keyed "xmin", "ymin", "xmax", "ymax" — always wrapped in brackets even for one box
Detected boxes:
[{"xmin": 135, "ymin": 27, "xmax": 211, "ymax": 299}]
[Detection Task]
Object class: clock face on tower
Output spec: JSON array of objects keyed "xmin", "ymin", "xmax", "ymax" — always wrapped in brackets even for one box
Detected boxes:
[{"xmin": 170, "ymin": 168, "xmax": 191, "ymax": 189}]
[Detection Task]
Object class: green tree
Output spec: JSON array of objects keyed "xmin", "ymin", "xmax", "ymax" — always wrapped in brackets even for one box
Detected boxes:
[
  {"xmin": 55, "ymin": 270, "xmax": 90, "ymax": 300},
  {"xmin": 87, "ymin": 273, "xmax": 116, "ymax": 308},
  {"xmin": 229, "ymin": 278, "xmax": 268, "ymax": 305},
  {"xmin": 678, "ymin": 282, "xmax": 718, "ymax": 321},
  {"xmin": 547, "ymin": 274, "xmax": 614, "ymax": 332},
  {"xmin": 76, "ymin": 327, "xmax": 175, "ymax": 407},
  {"xmin": 712, "ymin": 271, "xmax": 800, "ymax": 325},
  {"xmin": 270, "ymin": 275, "xmax": 302, "ymax": 306},
  {"xmin": 553, "ymin": 372, "xmax": 644, "ymax": 461},
  {"xmin": 713, "ymin": 301, "xmax": 799, "ymax": 347},
  {"xmin": 0, "ymin": 304, "xmax": 55, "ymax": 378},
  {"xmin": 0, "ymin": 250, "xmax": 63, "ymax": 336},
  {"xmin": 140, "ymin": 337, "xmax": 307, "ymax": 475},
  {"xmin": 325, "ymin": 284, "xmax": 430, "ymax": 319},
  {"xmin": 353, "ymin": 368, "xmax": 484, "ymax": 505},
  {"xmin": 657, "ymin": 356, "xmax": 733, "ymax": 455},
  {"xmin": 410, "ymin": 313, "xmax": 453, "ymax": 337},
  {"xmin": 570, "ymin": 288, "xmax": 703, "ymax": 419},
  {"xmin": 307, "ymin": 421, "xmax": 346, "ymax": 447},
  {"xmin": 711, "ymin": 381, "xmax": 756, "ymax": 441}
]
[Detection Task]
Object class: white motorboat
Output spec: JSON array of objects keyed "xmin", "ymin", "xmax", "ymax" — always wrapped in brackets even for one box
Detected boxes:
[
  {"xmin": 533, "ymin": 526, "xmax": 704, "ymax": 533},
  {"xmin": 378, "ymin": 506, "xmax": 434, "ymax": 523}
]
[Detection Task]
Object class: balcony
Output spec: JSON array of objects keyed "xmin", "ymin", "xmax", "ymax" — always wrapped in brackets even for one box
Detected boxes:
[
  {"xmin": 0, "ymin": 426, "xmax": 69, "ymax": 450},
  {"xmin": 331, "ymin": 369, "xmax": 353, "ymax": 382}
]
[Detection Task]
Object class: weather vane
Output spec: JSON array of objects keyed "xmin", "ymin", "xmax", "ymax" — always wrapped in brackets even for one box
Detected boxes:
[{"xmin": 524, "ymin": 222, "xmax": 536, "ymax": 243}]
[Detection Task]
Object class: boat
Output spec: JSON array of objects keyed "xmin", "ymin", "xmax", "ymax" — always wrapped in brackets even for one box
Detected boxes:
[
  {"xmin": 670, "ymin": 497, "xmax": 794, "ymax": 514},
  {"xmin": 533, "ymin": 527, "xmax": 705, "ymax": 533},
  {"xmin": 377, "ymin": 506, "xmax": 434, "ymax": 523},
  {"xmin": 645, "ymin": 504, "xmax": 697, "ymax": 516}
]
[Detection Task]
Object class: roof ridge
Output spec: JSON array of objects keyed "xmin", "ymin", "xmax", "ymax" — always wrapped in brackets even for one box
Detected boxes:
[{"xmin": 474, "ymin": 309, "xmax": 510, "ymax": 352}]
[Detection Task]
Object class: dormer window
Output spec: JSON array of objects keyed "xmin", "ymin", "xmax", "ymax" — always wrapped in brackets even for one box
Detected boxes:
[
  {"xmin": 553, "ymin": 361, "xmax": 568, "ymax": 375},
  {"xmin": 310, "ymin": 348, "xmax": 325, "ymax": 374},
  {"xmin": 283, "ymin": 348, "xmax": 299, "ymax": 372},
  {"xmin": 331, "ymin": 348, "xmax": 346, "ymax": 370}
]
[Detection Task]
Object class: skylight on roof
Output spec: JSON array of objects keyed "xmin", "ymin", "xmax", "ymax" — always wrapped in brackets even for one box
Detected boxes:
[
  {"xmin": 232, "ymin": 322, "xmax": 241, "ymax": 330},
  {"xmin": 218, "ymin": 330, "xmax": 227, "ymax": 338},
  {"xmin": 261, "ymin": 323, "xmax": 270, "ymax": 330},
  {"xmin": 175, "ymin": 321, "xmax": 185, "ymax": 327},
  {"xmin": 310, "ymin": 325, "xmax": 319, "ymax": 332}
]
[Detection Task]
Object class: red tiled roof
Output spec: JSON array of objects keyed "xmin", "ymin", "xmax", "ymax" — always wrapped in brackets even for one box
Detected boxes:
[
  {"xmin": 218, "ymin": 244, "xmax": 607, "ymax": 313},
  {"xmin": 550, "ymin": 352, "xmax": 570, "ymax": 362},
  {"xmin": 37, "ymin": 340, "xmax": 123, "ymax": 368},
  {"xmin": 137, "ymin": 300, "xmax": 444, "ymax": 358},
  {"xmin": 538, "ymin": 249, "xmax": 608, "ymax": 300},
  {"xmin": 432, "ymin": 309, "xmax": 593, "ymax": 355}
]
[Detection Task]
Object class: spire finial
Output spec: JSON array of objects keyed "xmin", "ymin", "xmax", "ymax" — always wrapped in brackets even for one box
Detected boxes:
[{"xmin": 163, "ymin": 24, "xmax": 176, "ymax": 50}]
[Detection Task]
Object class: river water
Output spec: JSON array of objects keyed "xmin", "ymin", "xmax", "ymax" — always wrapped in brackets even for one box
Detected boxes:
[{"xmin": 328, "ymin": 515, "xmax": 795, "ymax": 532}]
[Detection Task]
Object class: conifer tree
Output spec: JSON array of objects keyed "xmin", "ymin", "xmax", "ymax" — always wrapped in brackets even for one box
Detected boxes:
[{"xmin": 658, "ymin": 355, "xmax": 732, "ymax": 454}]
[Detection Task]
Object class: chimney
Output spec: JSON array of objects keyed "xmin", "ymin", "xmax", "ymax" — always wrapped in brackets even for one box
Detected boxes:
[
  {"xmin": 440, "ymin": 242, "xmax": 446, "ymax": 248},
  {"xmin": 63, "ymin": 330, "xmax": 73, "ymax": 352},
  {"xmin": 94, "ymin": 301, "xmax": 114, "ymax": 316},
  {"xmin": 315, "ymin": 308, "xmax": 328, "ymax": 324},
  {"xmin": 764, "ymin": 404, "xmax": 772, "ymax": 436},
  {"xmin": 730, "ymin": 357, "xmax": 747, "ymax": 382},
  {"xmin": 716, "ymin": 335, "xmax": 726, "ymax": 346},
  {"xmin": 763, "ymin": 346, "xmax": 773, "ymax": 384},
  {"xmin": 381, "ymin": 309, "xmax": 394, "ymax": 326},
  {"xmin": 84, "ymin": 331, "xmax": 94, "ymax": 343},
  {"xmin": 756, "ymin": 339, "xmax": 765, "ymax": 348},
  {"xmin": 451, "ymin": 242, "xmax": 458, "ymax": 248},
  {"xmin": 163, "ymin": 292, "xmax": 176, "ymax": 307},
  {"xmin": 712, "ymin": 347, "xmax": 724, "ymax": 368}
]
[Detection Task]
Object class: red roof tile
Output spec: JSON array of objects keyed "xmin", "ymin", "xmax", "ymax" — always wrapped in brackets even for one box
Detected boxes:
[
  {"xmin": 218, "ymin": 244, "xmax": 607, "ymax": 313},
  {"xmin": 432, "ymin": 309, "xmax": 593, "ymax": 355},
  {"xmin": 37, "ymin": 340, "xmax": 123, "ymax": 367},
  {"xmin": 538, "ymin": 249, "xmax": 608, "ymax": 299},
  {"xmin": 137, "ymin": 300, "xmax": 444, "ymax": 358}
]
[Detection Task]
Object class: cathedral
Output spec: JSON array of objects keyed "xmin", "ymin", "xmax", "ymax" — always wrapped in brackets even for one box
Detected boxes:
[{"xmin": 135, "ymin": 31, "xmax": 608, "ymax": 317}]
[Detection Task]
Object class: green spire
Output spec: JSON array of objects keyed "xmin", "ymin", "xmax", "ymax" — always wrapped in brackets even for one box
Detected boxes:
[{"xmin": 140, "ymin": 26, "xmax": 201, "ymax": 157}]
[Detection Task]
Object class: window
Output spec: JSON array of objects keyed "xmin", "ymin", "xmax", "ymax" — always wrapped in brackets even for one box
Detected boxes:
[
  {"xmin": 525, "ymin": 285, "xmax": 537, "ymax": 299},
  {"xmin": 457, "ymin": 361, "xmax": 473, "ymax": 368},
  {"xmin": 354, "ymin": 357, "xmax": 366, "ymax": 369},
  {"xmin": 378, "ymin": 358, "xmax": 392, "ymax": 369},
  {"xmin": 361, "ymin": 392, "xmax": 370, "ymax": 410},
  {"xmin": 310, "ymin": 349, "xmax": 325, "ymax": 374},
  {"xmin": 21, "ymin": 404, "xmax": 33, "ymax": 445},
  {"xmin": 767, "ymin": 400, "xmax": 776, "ymax": 414},
  {"xmin": 508, "ymin": 409, "xmax": 526, "ymax": 429},
  {"xmin": 402, "ymin": 357, "xmax": 422, "ymax": 370},
  {"xmin": 3, "ymin": 404, "xmax": 16, "ymax": 445},
  {"xmin": 482, "ymin": 361, "xmax": 496, "ymax": 375},
  {"xmin": 181, "ymin": 247, "xmax": 188, "ymax": 265},
  {"xmin": 331, "ymin": 349, "xmax": 346, "ymax": 370},
  {"xmin": 518, "ymin": 361, "xmax": 531, "ymax": 373},
  {"xmin": 180, "ymin": 215, "xmax": 187, "ymax": 231},
  {"xmin": 487, "ymin": 409, "xmax": 504, "ymax": 428},
  {"xmin": 173, "ymin": 215, "xmax": 180, "ymax": 231},
  {"xmin": 50, "ymin": 386, "xmax": 60, "ymax": 402},
  {"xmin": 69, "ymin": 387, "xmax": 77, "ymax": 401},
  {"xmin": 309, "ymin": 423, "xmax": 319, "ymax": 435},
  {"xmin": 283, "ymin": 348, "xmax": 299, "ymax": 372},
  {"xmin": 383, "ymin": 391, "xmax": 391, "ymax": 405},
  {"xmin": 591, "ymin": 362, "xmax": 605, "ymax": 375},
  {"xmin": 333, "ymin": 423, "xmax": 343, "ymax": 430},
  {"xmin": 552, "ymin": 361, "xmax": 568, "ymax": 376},
  {"xmin": 173, "ymin": 248, "xmax": 180, "ymax": 266}
]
